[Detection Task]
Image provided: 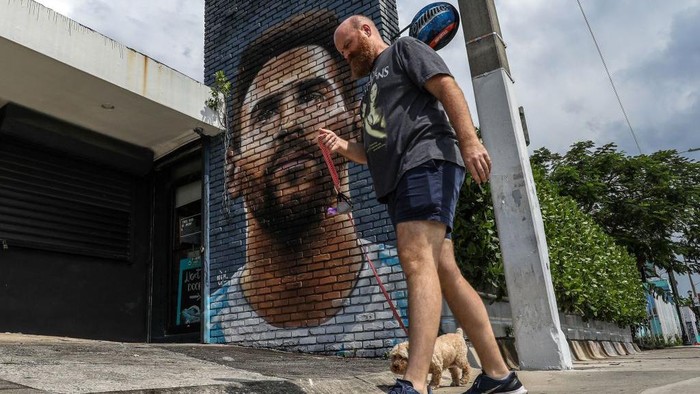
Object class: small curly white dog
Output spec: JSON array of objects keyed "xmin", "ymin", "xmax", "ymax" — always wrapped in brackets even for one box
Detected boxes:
[{"xmin": 389, "ymin": 328, "xmax": 472, "ymax": 389}]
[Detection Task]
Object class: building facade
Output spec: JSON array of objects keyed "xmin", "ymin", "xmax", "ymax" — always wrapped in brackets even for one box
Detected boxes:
[
  {"xmin": 2, "ymin": 0, "xmax": 640, "ymax": 362},
  {"xmin": 1, "ymin": 0, "xmax": 411, "ymax": 356},
  {"xmin": 640, "ymin": 279, "xmax": 683, "ymax": 342},
  {"xmin": 0, "ymin": 0, "xmax": 220, "ymax": 343},
  {"xmin": 202, "ymin": 0, "xmax": 408, "ymax": 357}
]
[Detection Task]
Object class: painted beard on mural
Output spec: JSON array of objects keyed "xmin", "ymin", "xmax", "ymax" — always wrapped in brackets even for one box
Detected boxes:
[
  {"xmin": 255, "ymin": 139, "xmax": 333, "ymax": 235},
  {"xmin": 225, "ymin": 43, "xmax": 361, "ymax": 327}
]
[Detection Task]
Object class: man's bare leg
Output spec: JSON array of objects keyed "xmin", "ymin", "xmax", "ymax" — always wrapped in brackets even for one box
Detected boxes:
[
  {"xmin": 437, "ymin": 239, "xmax": 510, "ymax": 379},
  {"xmin": 396, "ymin": 220, "xmax": 446, "ymax": 394}
]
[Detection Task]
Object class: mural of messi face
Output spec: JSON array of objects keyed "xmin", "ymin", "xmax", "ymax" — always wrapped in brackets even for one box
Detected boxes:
[
  {"xmin": 224, "ymin": 11, "xmax": 364, "ymax": 328},
  {"xmin": 235, "ymin": 46, "xmax": 347, "ymax": 232}
]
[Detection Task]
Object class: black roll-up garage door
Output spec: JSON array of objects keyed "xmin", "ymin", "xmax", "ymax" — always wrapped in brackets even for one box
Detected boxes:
[
  {"xmin": 0, "ymin": 140, "xmax": 134, "ymax": 261},
  {"xmin": 0, "ymin": 104, "xmax": 153, "ymax": 341}
]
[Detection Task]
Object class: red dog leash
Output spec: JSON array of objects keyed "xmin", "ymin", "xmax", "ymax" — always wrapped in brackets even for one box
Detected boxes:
[{"xmin": 317, "ymin": 139, "xmax": 409, "ymax": 337}]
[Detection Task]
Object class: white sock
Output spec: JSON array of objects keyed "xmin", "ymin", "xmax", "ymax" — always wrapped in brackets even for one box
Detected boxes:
[{"xmin": 491, "ymin": 372, "xmax": 512, "ymax": 381}]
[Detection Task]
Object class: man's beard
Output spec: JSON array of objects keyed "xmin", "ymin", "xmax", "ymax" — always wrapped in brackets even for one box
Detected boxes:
[{"xmin": 349, "ymin": 37, "xmax": 375, "ymax": 79}]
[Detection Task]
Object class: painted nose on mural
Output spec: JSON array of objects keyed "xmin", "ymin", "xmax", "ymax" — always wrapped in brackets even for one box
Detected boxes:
[
  {"xmin": 275, "ymin": 121, "xmax": 303, "ymax": 142},
  {"xmin": 275, "ymin": 102, "xmax": 303, "ymax": 141}
]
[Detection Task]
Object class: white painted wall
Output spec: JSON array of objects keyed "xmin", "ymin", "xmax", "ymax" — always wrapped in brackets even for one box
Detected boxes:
[
  {"xmin": 656, "ymin": 296, "xmax": 682, "ymax": 340},
  {"xmin": 0, "ymin": 0, "xmax": 222, "ymax": 159}
]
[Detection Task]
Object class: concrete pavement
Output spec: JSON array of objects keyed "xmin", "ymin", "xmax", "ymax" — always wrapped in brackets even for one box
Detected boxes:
[{"xmin": 1, "ymin": 333, "xmax": 700, "ymax": 393}]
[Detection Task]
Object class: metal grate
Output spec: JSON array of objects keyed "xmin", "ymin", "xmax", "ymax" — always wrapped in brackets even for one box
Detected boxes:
[{"xmin": 0, "ymin": 140, "xmax": 135, "ymax": 261}]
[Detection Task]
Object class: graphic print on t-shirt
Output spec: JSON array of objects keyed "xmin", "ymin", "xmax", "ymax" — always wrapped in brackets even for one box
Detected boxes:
[
  {"xmin": 362, "ymin": 81, "xmax": 386, "ymax": 141},
  {"xmin": 362, "ymin": 76, "xmax": 388, "ymax": 154}
]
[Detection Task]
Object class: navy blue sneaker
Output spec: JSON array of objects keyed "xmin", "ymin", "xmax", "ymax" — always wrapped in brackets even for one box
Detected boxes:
[
  {"xmin": 464, "ymin": 372, "xmax": 527, "ymax": 394},
  {"xmin": 387, "ymin": 379, "xmax": 433, "ymax": 394}
]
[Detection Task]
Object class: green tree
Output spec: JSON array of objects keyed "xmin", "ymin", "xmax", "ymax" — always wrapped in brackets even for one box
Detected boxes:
[
  {"xmin": 205, "ymin": 70, "xmax": 232, "ymax": 130},
  {"xmin": 533, "ymin": 167, "xmax": 646, "ymax": 325},
  {"xmin": 205, "ymin": 70, "xmax": 234, "ymax": 216},
  {"xmin": 452, "ymin": 162, "xmax": 646, "ymax": 326},
  {"xmin": 452, "ymin": 179, "xmax": 504, "ymax": 298},
  {"xmin": 531, "ymin": 141, "xmax": 700, "ymax": 283}
]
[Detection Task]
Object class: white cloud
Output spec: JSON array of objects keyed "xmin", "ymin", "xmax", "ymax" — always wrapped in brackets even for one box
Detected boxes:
[
  {"xmin": 35, "ymin": 0, "xmax": 205, "ymax": 82},
  {"xmin": 31, "ymin": 0, "xmax": 700, "ymax": 156},
  {"xmin": 490, "ymin": 0, "xmax": 700, "ymax": 155},
  {"xmin": 33, "ymin": 0, "xmax": 76, "ymax": 16}
]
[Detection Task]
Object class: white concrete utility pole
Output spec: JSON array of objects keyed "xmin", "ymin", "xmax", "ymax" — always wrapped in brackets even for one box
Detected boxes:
[{"xmin": 457, "ymin": 0, "xmax": 573, "ymax": 370}]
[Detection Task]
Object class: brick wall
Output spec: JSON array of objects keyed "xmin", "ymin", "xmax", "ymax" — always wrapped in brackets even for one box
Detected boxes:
[{"xmin": 204, "ymin": 0, "xmax": 406, "ymax": 357}]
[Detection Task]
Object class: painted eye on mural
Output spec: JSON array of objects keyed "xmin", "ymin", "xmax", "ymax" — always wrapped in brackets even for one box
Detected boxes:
[
  {"xmin": 299, "ymin": 90, "xmax": 325, "ymax": 105},
  {"xmin": 252, "ymin": 102, "xmax": 277, "ymax": 123},
  {"xmin": 297, "ymin": 78, "xmax": 332, "ymax": 107}
]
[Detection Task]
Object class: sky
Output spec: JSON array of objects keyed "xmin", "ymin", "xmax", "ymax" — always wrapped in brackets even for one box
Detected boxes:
[
  {"xmin": 32, "ymin": 0, "xmax": 700, "ymax": 295},
  {"xmin": 439, "ymin": 0, "xmax": 700, "ymax": 159},
  {"xmin": 32, "ymin": 0, "xmax": 700, "ymax": 158}
]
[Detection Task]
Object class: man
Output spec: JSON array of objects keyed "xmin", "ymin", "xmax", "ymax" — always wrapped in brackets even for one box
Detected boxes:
[
  {"xmin": 210, "ymin": 11, "xmax": 406, "ymax": 354},
  {"xmin": 319, "ymin": 15, "xmax": 527, "ymax": 394}
]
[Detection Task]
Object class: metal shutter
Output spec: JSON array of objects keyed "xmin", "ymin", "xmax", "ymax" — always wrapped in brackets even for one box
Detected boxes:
[{"xmin": 0, "ymin": 140, "xmax": 135, "ymax": 261}]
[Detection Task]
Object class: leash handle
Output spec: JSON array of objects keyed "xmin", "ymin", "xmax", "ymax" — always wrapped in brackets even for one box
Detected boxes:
[{"xmin": 317, "ymin": 139, "xmax": 341, "ymax": 191}]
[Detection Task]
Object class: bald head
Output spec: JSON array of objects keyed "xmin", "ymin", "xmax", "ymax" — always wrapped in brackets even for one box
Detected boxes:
[
  {"xmin": 346, "ymin": 15, "xmax": 375, "ymax": 30},
  {"xmin": 334, "ymin": 15, "xmax": 389, "ymax": 79}
]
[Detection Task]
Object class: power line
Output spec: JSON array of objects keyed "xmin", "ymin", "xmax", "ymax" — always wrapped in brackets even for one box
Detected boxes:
[{"xmin": 576, "ymin": 0, "xmax": 643, "ymax": 155}]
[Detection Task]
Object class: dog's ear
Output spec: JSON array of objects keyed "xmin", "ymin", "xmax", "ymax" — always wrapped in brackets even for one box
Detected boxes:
[
  {"xmin": 389, "ymin": 343, "xmax": 402, "ymax": 357},
  {"xmin": 399, "ymin": 342, "xmax": 410, "ymax": 358}
]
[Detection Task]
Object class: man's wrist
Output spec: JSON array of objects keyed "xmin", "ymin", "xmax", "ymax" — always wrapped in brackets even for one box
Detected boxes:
[
  {"xmin": 458, "ymin": 133, "xmax": 481, "ymax": 148},
  {"xmin": 338, "ymin": 138, "xmax": 349, "ymax": 153}
]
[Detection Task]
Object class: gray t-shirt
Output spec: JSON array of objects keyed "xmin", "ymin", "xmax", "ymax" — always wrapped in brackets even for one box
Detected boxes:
[{"xmin": 360, "ymin": 36, "xmax": 465, "ymax": 201}]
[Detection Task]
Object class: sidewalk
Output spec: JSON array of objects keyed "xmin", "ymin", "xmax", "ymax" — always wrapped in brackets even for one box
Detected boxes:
[{"xmin": 1, "ymin": 333, "xmax": 699, "ymax": 393}]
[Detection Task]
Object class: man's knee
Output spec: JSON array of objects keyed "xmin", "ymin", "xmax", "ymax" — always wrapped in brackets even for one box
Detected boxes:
[
  {"xmin": 398, "ymin": 248, "xmax": 436, "ymax": 278},
  {"xmin": 437, "ymin": 243, "xmax": 461, "ymax": 276},
  {"xmin": 395, "ymin": 220, "xmax": 446, "ymax": 277},
  {"xmin": 438, "ymin": 259, "xmax": 461, "ymax": 278}
]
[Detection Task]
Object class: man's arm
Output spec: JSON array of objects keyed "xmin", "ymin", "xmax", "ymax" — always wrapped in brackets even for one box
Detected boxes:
[
  {"xmin": 424, "ymin": 74, "xmax": 491, "ymax": 184},
  {"xmin": 318, "ymin": 128, "xmax": 368, "ymax": 164}
]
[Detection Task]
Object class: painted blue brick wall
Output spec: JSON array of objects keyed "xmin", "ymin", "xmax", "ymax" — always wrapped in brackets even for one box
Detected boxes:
[{"xmin": 204, "ymin": 0, "xmax": 405, "ymax": 357}]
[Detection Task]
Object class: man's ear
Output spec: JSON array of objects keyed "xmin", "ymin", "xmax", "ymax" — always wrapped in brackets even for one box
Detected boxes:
[{"xmin": 226, "ymin": 148, "xmax": 243, "ymax": 199}]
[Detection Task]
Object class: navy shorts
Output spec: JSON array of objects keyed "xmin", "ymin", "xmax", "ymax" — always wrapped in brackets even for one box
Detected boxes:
[{"xmin": 385, "ymin": 160, "xmax": 465, "ymax": 239}]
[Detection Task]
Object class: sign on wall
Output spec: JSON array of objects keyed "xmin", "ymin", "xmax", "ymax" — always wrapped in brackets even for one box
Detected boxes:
[{"xmin": 177, "ymin": 252, "xmax": 202, "ymax": 326}]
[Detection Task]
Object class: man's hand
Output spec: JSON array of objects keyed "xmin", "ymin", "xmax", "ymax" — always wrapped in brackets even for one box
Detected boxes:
[
  {"xmin": 318, "ymin": 128, "xmax": 345, "ymax": 153},
  {"xmin": 317, "ymin": 128, "xmax": 368, "ymax": 164},
  {"xmin": 462, "ymin": 141, "xmax": 491, "ymax": 185}
]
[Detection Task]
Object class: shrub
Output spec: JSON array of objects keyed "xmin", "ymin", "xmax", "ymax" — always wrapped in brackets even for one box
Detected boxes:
[
  {"xmin": 451, "ymin": 167, "xmax": 647, "ymax": 327},
  {"xmin": 533, "ymin": 167, "xmax": 647, "ymax": 326}
]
